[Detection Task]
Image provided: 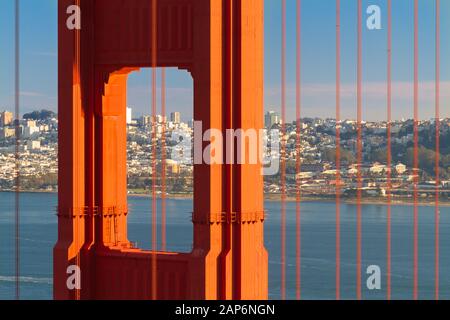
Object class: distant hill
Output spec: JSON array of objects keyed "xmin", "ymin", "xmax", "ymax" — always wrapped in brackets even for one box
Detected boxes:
[{"xmin": 23, "ymin": 110, "xmax": 56, "ymax": 121}]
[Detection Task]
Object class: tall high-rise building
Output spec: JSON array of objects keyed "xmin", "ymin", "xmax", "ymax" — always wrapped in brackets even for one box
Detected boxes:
[
  {"xmin": 154, "ymin": 115, "xmax": 165, "ymax": 123},
  {"xmin": 139, "ymin": 115, "xmax": 152, "ymax": 126},
  {"xmin": 126, "ymin": 107, "xmax": 132, "ymax": 124},
  {"xmin": 0, "ymin": 111, "xmax": 13, "ymax": 127},
  {"xmin": 264, "ymin": 111, "xmax": 280, "ymax": 129},
  {"xmin": 171, "ymin": 112, "xmax": 181, "ymax": 124}
]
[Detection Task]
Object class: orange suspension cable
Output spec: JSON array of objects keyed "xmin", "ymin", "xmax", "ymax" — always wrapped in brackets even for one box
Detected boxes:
[
  {"xmin": 434, "ymin": 0, "xmax": 440, "ymax": 301},
  {"xmin": 14, "ymin": 0, "xmax": 21, "ymax": 301},
  {"xmin": 386, "ymin": 0, "xmax": 392, "ymax": 301},
  {"xmin": 280, "ymin": 0, "xmax": 287, "ymax": 300},
  {"xmin": 335, "ymin": 0, "xmax": 341, "ymax": 301},
  {"xmin": 356, "ymin": 0, "xmax": 363, "ymax": 301},
  {"xmin": 151, "ymin": 0, "xmax": 158, "ymax": 300},
  {"xmin": 295, "ymin": 0, "xmax": 302, "ymax": 301},
  {"xmin": 413, "ymin": 0, "xmax": 419, "ymax": 300},
  {"xmin": 161, "ymin": 68, "xmax": 167, "ymax": 252}
]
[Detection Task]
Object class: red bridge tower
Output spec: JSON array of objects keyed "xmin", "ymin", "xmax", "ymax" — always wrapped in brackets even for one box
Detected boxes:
[{"xmin": 55, "ymin": 0, "xmax": 267, "ymax": 300}]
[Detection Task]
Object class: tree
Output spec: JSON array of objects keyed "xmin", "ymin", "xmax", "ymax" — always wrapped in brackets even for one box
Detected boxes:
[
  {"xmin": 369, "ymin": 148, "xmax": 388, "ymax": 163},
  {"xmin": 403, "ymin": 147, "xmax": 437, "ymax": 176},
  {"xmin": 23, "ymin": 109, "xmax": 56, "ymax": 121},
  {"xmin": 322, "ymin": 148, "xmax": 356, "ymax": 164}
]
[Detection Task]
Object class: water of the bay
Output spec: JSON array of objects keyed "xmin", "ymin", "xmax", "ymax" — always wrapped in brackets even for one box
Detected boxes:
[{"xmin": 0, "ymin": 192, "xmax": 449, "ymax": 300}]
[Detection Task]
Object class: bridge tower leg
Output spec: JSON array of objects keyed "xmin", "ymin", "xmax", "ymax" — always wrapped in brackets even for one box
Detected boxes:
[{"xmin": 191, "ymin": 0, "xmax": 267, "ymax": 300}]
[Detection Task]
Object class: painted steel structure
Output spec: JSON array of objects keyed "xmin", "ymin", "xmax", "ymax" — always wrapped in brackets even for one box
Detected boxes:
[{"xmin": 55, "ymin": 0, "xmax": 267, "ymax": 300}]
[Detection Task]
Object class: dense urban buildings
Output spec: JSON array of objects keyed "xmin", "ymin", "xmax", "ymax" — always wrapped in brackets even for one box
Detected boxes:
[{"xmin": 0, "ymin": 108, "xmax": 449, "ymax": 202}]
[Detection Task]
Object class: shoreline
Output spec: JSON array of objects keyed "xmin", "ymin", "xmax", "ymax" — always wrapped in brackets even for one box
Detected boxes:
[{"xmin": 1, "ymin": 189, "xmax": 449, "ymax": 207}]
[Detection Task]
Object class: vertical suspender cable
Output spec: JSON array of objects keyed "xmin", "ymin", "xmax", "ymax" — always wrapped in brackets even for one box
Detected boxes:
[
  {"xmin": 335, "ymin": 0, "xmax": 341, "ymax": 301},
  {"xmin": 151, "ymin": 0, "xmax": 158, "ymax": 300},
  {"xmin": 356, "ymin": 0, "xmax": 363, "ymax": 300},
  {"xmin": 280, "ymin": 0, "xmax": 287, "ymax": 301},
  {"xmin": 413, "ymin": 0, "xmax": 419, "ymax": 300},
  {"xmin": 161, "ymin": 68, "xmax": 166, "ymax": 252},
  {"xmin": 386, "ymin": 0, "xmax": 392, "ymax": 301},
  {"xmin": 14, "ymin": 0, "xmax": 20, "ymax": 301},
  {"xmin": 434, "ymin": 0, "xmax": 440, "ymax": 301},
  {"xmin": 74, "ymin": 0, "xmax": 81, "ymax": 301},
  {"xmin": 295, "ymin": 0, "xmax": 301, "ymax": 301},
  {"xmin": 222, "ymin": 0, "xmax": 234, "ymax": 299}
]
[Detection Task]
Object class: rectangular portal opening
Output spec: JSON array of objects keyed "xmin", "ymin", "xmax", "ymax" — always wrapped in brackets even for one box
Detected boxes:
[{"xmin": 126, "ymin": 67, "xmax": 193, "ymax": 253}]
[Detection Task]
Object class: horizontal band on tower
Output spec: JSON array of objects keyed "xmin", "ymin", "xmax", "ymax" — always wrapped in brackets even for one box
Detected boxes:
[
  {"xmin": 56, "ymin": 206, "xmax": 128, "ymax": 218},
  {"xmin": 192, "ymin": 211, "xmax": 265, "ymax": 225}
]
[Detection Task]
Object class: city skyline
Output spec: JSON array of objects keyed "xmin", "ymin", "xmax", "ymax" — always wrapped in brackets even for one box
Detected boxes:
[
  {"xmin": 2, "ymin": 106, "xmax": 450, "ymax": 198},
  {"xmin": 3, "ymin": 106, "xmax": 450, "ymax": 125}
]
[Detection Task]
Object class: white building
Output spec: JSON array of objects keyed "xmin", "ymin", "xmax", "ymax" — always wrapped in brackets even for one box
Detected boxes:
[
  {"xmin": 126, "ymin": 107, "xmax": 132, "ymax": 124},
  {"xmin": 27, "ymin": 140, "xmax": 41, "ymax": 151},
  {"xmin": 23, "ymin": 126, "xmax": 40, "ymax": 138},
  {"xmin": 395, "ymin": 163, "xmax": 407, "ymax": 175},
  {"xmin": 370, "ymin": 163, "xmax": 387, "ymax": 174}
]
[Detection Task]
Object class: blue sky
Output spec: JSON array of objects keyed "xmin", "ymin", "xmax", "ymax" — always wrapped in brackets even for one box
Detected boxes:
[{"xmin": 0, "ymin": 0, "xmax": 449, "ymax": 120}]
